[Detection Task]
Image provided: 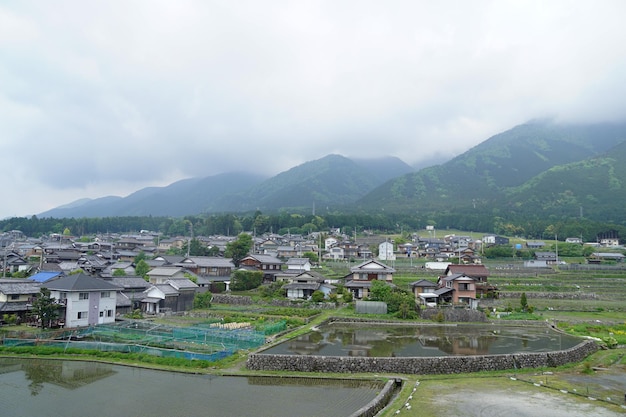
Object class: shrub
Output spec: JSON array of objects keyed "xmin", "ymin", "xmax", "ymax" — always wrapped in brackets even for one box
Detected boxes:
[
  {"xmin": 310, "ymin": 290, "xmax": 325, "ymax": 303},
  {"xmin": 193, "ymin": 292, "xmax": 213, "ymax": 309}
]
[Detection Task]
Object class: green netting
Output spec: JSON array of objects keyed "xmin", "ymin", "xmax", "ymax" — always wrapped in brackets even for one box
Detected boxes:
[
  {"xmin": 2, "ymin": 338, "xmax": 232, "ymax": 361},
  {"xmin": 1, "ymin": 320, "xmax": 267, "ymax": 361}
]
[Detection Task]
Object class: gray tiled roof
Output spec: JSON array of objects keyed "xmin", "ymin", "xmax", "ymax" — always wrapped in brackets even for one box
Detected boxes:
[{"xmin": 45, "ymin": 274, "xmax": 122, "ymax": 292}]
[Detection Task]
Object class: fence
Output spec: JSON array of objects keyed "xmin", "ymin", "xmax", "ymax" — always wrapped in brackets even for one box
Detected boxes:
[{"xmin": 1, "ymin": 319, "xmax": 268, "ymax": 361}]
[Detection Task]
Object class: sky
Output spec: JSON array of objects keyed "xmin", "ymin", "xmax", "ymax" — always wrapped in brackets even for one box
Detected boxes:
[{"xmin": 2, "ymin": 0, "xmax": 626, "ymax": 219}]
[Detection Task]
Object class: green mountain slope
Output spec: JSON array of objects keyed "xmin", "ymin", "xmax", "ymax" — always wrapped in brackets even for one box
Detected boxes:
[
  {"xmin": 505, "ymin": 140, "xmax": 626, "ymax": 223},
  {"xmin": 357, "ymin": 120, "xmax": 626, "ymax": 214},
  {"xmin": 209, "ymin": 154, "xmax": 414, "ymax": 212}
]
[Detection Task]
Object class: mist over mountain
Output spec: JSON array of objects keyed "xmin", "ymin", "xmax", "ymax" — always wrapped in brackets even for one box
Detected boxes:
[
  {"xmin": 38, "ymin": 120, "xmax": 626, "ymax": 222},
  {"xmin": 38, "ymin": 155, "xmax": 413, "ymax": 218},
  {"xmin": 357, "ymin": 120, "xmax": 626, "ymax": 216}
]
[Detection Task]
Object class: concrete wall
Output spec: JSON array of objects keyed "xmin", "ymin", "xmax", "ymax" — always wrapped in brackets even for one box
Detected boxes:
[{"xmin": 247, "ymin": 339, "xmax": 598, "ymax": 374}]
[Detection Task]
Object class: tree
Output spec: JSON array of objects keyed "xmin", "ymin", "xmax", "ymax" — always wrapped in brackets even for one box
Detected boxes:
[
  {"xmin": 225, "ymin": 233, "xmax": 253, "ymax": 267},
  {"xmin": 311, "ymin": 290, "xmax": 325, "ymax": 303},
  {"xmin": 369, "ymin": 280, "xmax": 392, "ymax": 301},
  {"xmin": 302, "ymin": 251, "xmax": 319, "ymax": 264},
  {"xmin": 135, "ymin": 259, "xmax": 150, "ymax": 280},
  {"xmin": 193, "ymin": 291, "xmax": 213, "ymax": 309},
  {"xmin": 30, "ymin": 288, "xmax": 59, "ymax": 329},
  {"xmin": 230, "ymin": 270, "xmax": 263, "ymax": 291},
  {"xmin": 520, "ymin": 292, "xmax": 528, "ymax": 312},
  {"xmin": 112, "ymin": 268, "xmax": 127, "ymax": 276}
]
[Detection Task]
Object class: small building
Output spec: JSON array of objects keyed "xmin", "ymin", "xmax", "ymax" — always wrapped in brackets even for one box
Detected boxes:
[
  {"xmin": 239, "ymin": 254, "xmax": 284, "ymax": 282},
  {"xmin": 46, "ymin": 274, "xmax": 121, "ymax": 327},
  {"xmin": 285, "ymin": 258, "xmax": 312, "ymax": 273},
  {"xmin": 344, "ymin": 259, "xmax": 395, "ymax": 300},
  {"xmin": 436, "ymin": 273, "xmax": 478, "ymax": 307},
  {"xmin": 378, "ymin": 241, "xmax": 396, "ymax": 261},
  {"xmin": 283, "ymin": 271, "xmax": 334, "ymax": 300},
  {"xmin": 409, "ymin": 279, "xmax": 439, "ymax": 307}
]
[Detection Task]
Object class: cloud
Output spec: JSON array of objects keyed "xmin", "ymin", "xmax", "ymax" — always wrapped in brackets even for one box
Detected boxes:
[{"xmin": 1, "ymin": 0, "xmax": 626, "ymax": 218}]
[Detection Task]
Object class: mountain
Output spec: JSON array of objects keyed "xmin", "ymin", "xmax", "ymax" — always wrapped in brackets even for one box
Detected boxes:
[
  {"xmin": 357, "ymin": 120, "xmax": 626, "ymax": 216},
  {"xmin": 38, "ymin": 172, "xmax": 267, "ymax": 218},
  {"xmin": 206, "ymin": 154, "xmax": 414, "ymax": 212},
  {"xmin": 504, "ymin": 140, "xmax": 626, "ymax": 223},
  {"xmin": 39, "ymin": 155, "xmax": 413, "ymax": 218}
]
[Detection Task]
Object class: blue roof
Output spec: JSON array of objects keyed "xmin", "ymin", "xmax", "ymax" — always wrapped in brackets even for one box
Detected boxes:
[{"xmin": 28, "ymin": 271, "xmax": 63, "ymax": 283}]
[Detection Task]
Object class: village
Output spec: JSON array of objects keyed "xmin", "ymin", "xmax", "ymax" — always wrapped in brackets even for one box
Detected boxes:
[{"xmin": 0, "ymin": 227, "xmax": 622, "ymax": 328}]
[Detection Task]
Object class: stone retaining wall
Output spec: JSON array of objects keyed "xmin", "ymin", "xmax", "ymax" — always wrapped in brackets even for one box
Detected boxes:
[
  {"xmin": 247, "ymin": 340, "xmax": 598, "ymax": 374},
  {"xmin": 349, "ymin": 379, "xmax": 401, "ymax": 417}
]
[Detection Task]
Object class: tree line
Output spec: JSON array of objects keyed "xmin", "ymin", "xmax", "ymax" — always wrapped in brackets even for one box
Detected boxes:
[{"xmin": 1, "ymin": 210, "xmax": 624, "ymax": 242}]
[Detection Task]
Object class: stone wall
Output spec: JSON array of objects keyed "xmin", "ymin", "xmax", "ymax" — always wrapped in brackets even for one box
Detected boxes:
[
  {"xmin": 247, "ymin": 340, "xmax": 598, "ymax": 374},
  {"xmin": 349, "ymin": 379, "xmax": 401, "ymax": 417},
  {"xmin": 211, "ymin": 294, "xmax": 253, "ymax": 305}
]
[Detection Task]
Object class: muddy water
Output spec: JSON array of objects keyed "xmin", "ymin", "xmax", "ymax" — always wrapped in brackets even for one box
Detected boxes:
[
  {"xmin": 0, "ymin": 358, "xmax": 384, "ymax": 417},
  {"xmin": 261, "ymin": 323, "xmax": 582, "ymax": 357}
]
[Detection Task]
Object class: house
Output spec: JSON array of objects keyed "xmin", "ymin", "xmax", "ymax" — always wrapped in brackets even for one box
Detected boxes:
[
  {"xmin": 0, "ymin": 279, "xmax": 42, "ymax": 322},
  {"xmin": 138, "ymin": 285, "xmax": 166, "ymax": 314},
  {"xmin": 175, "ymin": 256, "xmax": 234, "ymax": 292},
  {"xmin": 600, "ymin": 238, "xmax": 620, "ymax": 247},
  {"xmin": 285, "ymin": 258, "xmax": 312, "ymax": 273},
  {"xmin": 409, "ymin": 279, "xmax": 438, "ymax": 307},
  {"xmin": 103, "ymin": 276, "xmax": 151, "ymax": 315},
  {"xmin": 46, "ymin": 274, "xmax": 121, "ymax": 327},
  {"xmin": 239, "ymin": 254, "xmax": 283, "ymax": 281},
  {"xmin": 326, "ymin": 246, "xmax": 344, "ymax": 260},
  {"xmin": 378, "ymin": 241, "xmax": 396, "ymax": 261},
  {"xmin": 443, "ymin": 264, "xmax": 495, "ymax": 299},
  {"xmin": 177, "ymin": 256, "xmax": 235, "ymax": 276},
  {"xmin": 534, "ymin": 251, "xmax": 557, "ymax": 264},
  {"xmin": 483, "ymin": 234, "xmax": 510, "ymax": 246},
  {"xmin": 156, "ymin": 279, "xmax": 198, "ymax": 312},
  {"xmin": 436, "ymin": 273, "xmax": 478, "ymax": 307},
  {"xmin": 146, "ymin": 266, "xmax": 188, "ymax": 284},
  {"xmin": 283, "ymin": 271, "xmax": 334, "ymax": 300},
  {"xmin": 526, "ymin": 241, "xmax": 546, "ymax": 249},
  {"xmin": 102, "ymin": 262, "xmax": 135, "ymax": 277},
  {"xmin": 344, "ymin": 259, "xmax": 395, "ymax": 300},
  {"xmin": 276, "ymin": 245, "xmax": 302, "ymax": 258},
  {"xmin": 444, "ymin": 264, "xmax": 490, "ymax": 283},
  {"xmin": 589, "ymin": 252, "xmax": 625, "ymax": 263},
  {"xmin": 324, "ymin": 237, "xmax": 338, "ymax": 251},
  {"xmin": 1, "ymin": 251, "xmax": 31, "ymax": 275},
  {"xmin": 77, "ymin": 254, "xmax": 110, "ymax": 274}
]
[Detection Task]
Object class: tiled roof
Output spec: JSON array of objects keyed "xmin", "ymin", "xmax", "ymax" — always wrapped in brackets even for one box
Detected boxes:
[{"xmin": 45, "ymin": 274, "xmax": 121, "ymax": 292}]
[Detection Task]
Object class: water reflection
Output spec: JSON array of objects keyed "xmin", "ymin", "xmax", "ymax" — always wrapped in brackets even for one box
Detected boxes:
[
  {"xmin": 0, "ymin": 358, "xmax": 116, "ymax": 396},
  {"xmin": 0, "ymin": 359, "xmax": 384, "ymax": 417},
  {"xmin": 263, "ymin": 324, "xmax": 582, "ymax": 357}
]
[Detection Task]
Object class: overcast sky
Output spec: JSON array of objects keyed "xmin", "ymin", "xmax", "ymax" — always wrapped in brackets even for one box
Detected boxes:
[{"xmin": 2, "ymin": 0, "xmax": 626, "ymax": 219}]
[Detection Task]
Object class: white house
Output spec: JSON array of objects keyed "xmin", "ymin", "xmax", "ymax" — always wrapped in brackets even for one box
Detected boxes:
[
  {"xmin": 285, "ymin": 258, "xmax": 312, "ymax": 272},
  {"xmin": 378, "ymin": 241, "xmax": 396, "ymax": 261},
  {"xmin": 46, "ymin": 274, "xmax": 121, "ymax": 328},
  {"xmin": 324, "ymin": 237, "xmax": 338, "ymax": 251}
]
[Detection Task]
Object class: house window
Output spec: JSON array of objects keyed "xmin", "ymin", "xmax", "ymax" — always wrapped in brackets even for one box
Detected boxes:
[
  {"xmin": 10, "ymin": 294, "xmax": 20, "ymax": 300},
  {"xmin": 99, "ymin": 311, "xmax": 104, "ymax": 317},
  {"xmin": 459, "ymin": 283, "xmax": 472, "ymax": 291},
  {"xmin": 59, "ymin": 292, "xmax": 67, "ymax": 300},
  {"xmin": 79, "ymin": 292, "xmax": 89, "ymax": 300},
  {"xmin": 101, "ymin": 291, "xmax": 110, "ymax": 298},
  {"xmin": 77, "ymin": 311, "xmax": 88, "ymax": 319},
  {"xmin": 107, "ymin": 310, "xmax": 113, "ymax": 317}
]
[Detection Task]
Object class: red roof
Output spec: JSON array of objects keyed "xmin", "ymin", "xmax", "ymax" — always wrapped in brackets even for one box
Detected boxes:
[{"xmin": 445, "ymin": 264, "xmax": 490, "ymax": 278}]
